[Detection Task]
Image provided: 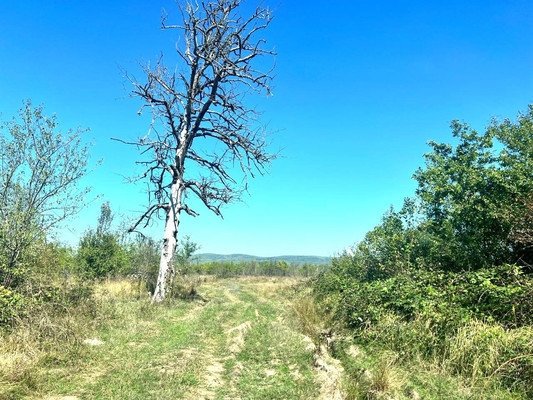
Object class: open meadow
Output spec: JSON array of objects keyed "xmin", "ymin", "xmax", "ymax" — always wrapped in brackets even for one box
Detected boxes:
[
  {"xmin": 1, "ymin": 277, "xmax": 338, "ymax": 400},
  {"xmin": 2, "ymin": 274, "xmax": 530, "ymax": 399}
]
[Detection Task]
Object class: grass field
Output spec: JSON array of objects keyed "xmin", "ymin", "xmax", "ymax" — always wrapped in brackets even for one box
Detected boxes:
[
  {"xmin": 1, "ymin": 276, "xmax": 527, "ymax": 399},
  {"xmin": 1, "ymin": 277, "xmax": 342, "ymax": 400}
]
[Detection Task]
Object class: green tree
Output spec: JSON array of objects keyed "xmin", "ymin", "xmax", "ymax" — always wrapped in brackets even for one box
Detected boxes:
[
  {"xmin": 489, "ymin": 105, "xmax": 533, "ymax": 266},
  {"xmin": 175, "ymin": 236, "xmax": 200, "ymax": 274},
  {"xmin": 0, "ymin": 101, "xmax": 91, "ymax": 287},
  {"xmin": 77, "ymin": 202, "xmax": 128, "ymax": 278},
  {"xmin": 346, "ymin": 199, "xmax": 436, "ymax": 281},
  {"xmin": 413, "ymin": 106, "xmax": 533, "ymax": 271},
  {"xmin": 341, "ymin": 105, "xmax": 533, "ymax": 277},
  {"xmin": 414, "ymin": 121, "xmax": 508, "ymax": 270}
]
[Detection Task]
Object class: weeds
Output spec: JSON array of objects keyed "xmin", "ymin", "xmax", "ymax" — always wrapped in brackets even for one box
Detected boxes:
[
  {"xmin": 311, "ymin": 251, "xmax": 533, "ymax": 398},
  {"xmin": 291, "ymin": 292, "xmax": 327, "ymax": 344},
  {"xmin": 445, "ymin": 321, "xmax": 533, "ymax": 393},
  {"xmin": 0, "ymin": 277, "xmax": 125, "ymax": 399},
  {"xmin": 367, "ymin": 353, "xmax": 401, "ymax": 396},
  {"xmin": 171, "ymin": 274, "xmax": 204, "ymax": 300}
]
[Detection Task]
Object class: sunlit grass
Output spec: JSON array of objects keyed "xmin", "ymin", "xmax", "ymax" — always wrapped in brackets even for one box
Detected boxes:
[
  {"xmin": 0, "ymin": 276, "xmax": 321, "ymax": 400},
  {"xmin": 5, "ymin": 274, "xmax": 527, "ymax": 399},
  {"xmin": 344, "ymin": 327, "xmax": 531, "ymax": 399}
]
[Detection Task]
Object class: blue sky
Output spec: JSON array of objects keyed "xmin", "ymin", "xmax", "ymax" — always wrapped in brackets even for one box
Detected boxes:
[{"xmin": 1, "ymin": 0, "xmax": 532, "ymax": 257}]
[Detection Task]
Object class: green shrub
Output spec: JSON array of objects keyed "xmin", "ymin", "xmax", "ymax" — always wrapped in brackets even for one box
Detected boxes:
[
  {"xmin": 0, "ymin": 261, "xmax": 29, "ymax": 290},
  {"xmin": 318, "ymin": 261, "xmax": 533, "ymax": 335},
  {"xmin": 0, "ymin": 285, "xmax": 25, "ymax": 327},
  {"xmin": 322, "ymin": 268, "xmax": 468, "ymax": 338},
  {"xmin": 451, "ymin": 264, "xmax": 533, "ymax": 327},
  {"xmin": 310, "ymin": 105, "xmax": 533, "ymax": 396},
  {"xmin": 77, "ymin": 229, "xmax": 129, "ymax": 278},
  {"xmin": 77, "ymin": 202, "xmax": 130, "ymax": 279},
  {"xmin": 312, "ymin": 255, "xmax": 533, "ymax": 394}
]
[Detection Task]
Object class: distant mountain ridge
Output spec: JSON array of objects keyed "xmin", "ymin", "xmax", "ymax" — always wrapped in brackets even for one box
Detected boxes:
[{"xmin": 195, "ymin": 253, "xmax": 332, "ymax": 265}]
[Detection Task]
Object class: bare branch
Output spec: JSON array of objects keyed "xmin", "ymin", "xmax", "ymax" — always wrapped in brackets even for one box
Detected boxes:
[
  {"xmin": 121, "ymin": 0, "xmax": 276, "ymax": 302},
  {"xmin": 128, "ymin": 202, "xmax": 169, "ymax": 233}
]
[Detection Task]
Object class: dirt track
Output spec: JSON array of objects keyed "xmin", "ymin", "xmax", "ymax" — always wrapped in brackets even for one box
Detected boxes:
[{"xmin": 179, "ymin": 277, "xmax": 344, "ymax": 399}]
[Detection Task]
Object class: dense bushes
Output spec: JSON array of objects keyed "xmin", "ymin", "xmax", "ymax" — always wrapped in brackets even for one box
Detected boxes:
[
  {"xmin": 76, "ymin": 202, "xmax": 129, "ymax": 278},
  {"xmin": 0, "ymin": 102, "xmax": 96, "ymax": 329},
  {"xmin": 314, "ymin": 256, "xmax": 533, "ymax": 394},
  {"xmin": 0, "ymin": 240, "xmax": 96, "ymax": 329},
  {"xmin": 318, "ymin": 258, "xmax": 533, "ymax": 331},
  {"xmin": 312, "ymin": 105, "xmax": 533, "ymax": 395},
  {"xmin": 0, "ymin": 285, "xmax": 24, "ymax": 326},
  {"xmin": 77, "ymin": 230, "xmax": 129, "ymax": 278}
]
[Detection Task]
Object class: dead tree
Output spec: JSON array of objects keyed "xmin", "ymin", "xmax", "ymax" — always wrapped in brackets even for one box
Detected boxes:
[{"xmin": 120, "ymin": 0, "xmax": 276, "ymax": 303}]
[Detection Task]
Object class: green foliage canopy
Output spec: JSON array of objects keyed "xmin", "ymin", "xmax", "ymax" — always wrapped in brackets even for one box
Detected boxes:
[
  {"xmin": 0, "ymin": 101, "xmax": 91, "ymax": 287},
  {"xmin": 314, "ymin": 103, "xmax": 533, "ymax": 327},
  {"xmin": 414, "ymin": 107, "xmax": 533, "ymax": 270},
  {"xmin": 77, "ymin": 202, "xmax": 129, "ymax": 278}
]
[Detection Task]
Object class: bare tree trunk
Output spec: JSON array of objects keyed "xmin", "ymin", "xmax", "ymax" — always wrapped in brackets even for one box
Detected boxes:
[
  {"xmin": 152, "ymin": 180, "xmax": 183, "ymax": 303},
  {"xmin": 123, "ymin": 0, "xmax": 276, "ymax": 304}
]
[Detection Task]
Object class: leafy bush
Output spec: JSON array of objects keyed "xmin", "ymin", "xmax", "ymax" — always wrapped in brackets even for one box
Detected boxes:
[
  {"xmin": 0, "ymin": 261, "xmax": 28, "ymax": 291},
  {"xmin": 310, "ymin": 104, "xmax": 533, "ymax": 396},
  {"xmin": 27, "ymin": 278, "xmax": 95, "ymax": 310},
  {"xmin": 77, "ymin": 230, "xmax": 129, "ymax": 278},
  {"xmin": 451, "ymin": 264, "xmax": 533, "ymax": 327},
  {"xmin": 312, "ymin": 252, "xmax": 533, "ymax": 395},
  {"xmin": 77, "ymin": 203, "xmax": 129, "ymax": 278},
  {"xmin": 127, "ymin": 235, "xmax": 160, "ymax": 295},
  {"xmin": 318, "ymin": 260, "xmax": 533, "ymax": 332},
  {"xmin": 0, "ymin": 240, "xmax": 82, "ymax": 329},
  {"xmin": 0, "ymin": 285, "xmax": 25, "ymax": 327}
]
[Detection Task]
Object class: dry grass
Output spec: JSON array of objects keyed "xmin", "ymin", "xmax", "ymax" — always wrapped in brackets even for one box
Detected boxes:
[
  {"xmin": 2, "ymin": 276, "xmax": 323, "ymax": 399},
  {"xmin": 366, "ymin": 353, "xmax": 403, "ymax": 399},
  {"xmin": 0, "ymin": 278, "xmax": 144, "ymax": 399},
  {"xmin": 441, "ymin": 319, "xmax": 533, "ymax": 397},
  {"xmin": 0, "ymin": 304, "xmax": 92, "ymax": 398},
  {"xmin": 96, "ymin": 279, "xmax": 135, "ymax": 296},
  {"xmin": 291, "ymin": 290, "xmax": 329, "ymax": 345}
]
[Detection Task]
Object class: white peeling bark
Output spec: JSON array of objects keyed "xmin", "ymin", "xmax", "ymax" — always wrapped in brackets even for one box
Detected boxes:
[{"xmin": 151, "ymin": 178, "xmax": 183, "ymax": 303}]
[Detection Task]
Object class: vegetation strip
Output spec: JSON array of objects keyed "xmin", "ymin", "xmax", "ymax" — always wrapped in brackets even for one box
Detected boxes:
[{"xmin": 1, "ymin": 277, "xmax": 321, "ymax": 399}]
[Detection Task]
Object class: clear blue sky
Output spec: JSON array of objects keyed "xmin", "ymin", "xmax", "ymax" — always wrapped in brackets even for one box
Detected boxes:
[{"xmin": 1, "ymin": 0, "xmax": 532, "ymax": 257}]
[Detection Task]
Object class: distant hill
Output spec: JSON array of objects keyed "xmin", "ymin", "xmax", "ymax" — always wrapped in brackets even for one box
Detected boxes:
[{"xmin": 194, "ymin": 253, "xmax": 332, "ymax": 265}]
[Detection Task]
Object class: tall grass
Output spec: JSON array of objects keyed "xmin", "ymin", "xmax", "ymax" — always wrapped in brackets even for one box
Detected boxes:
[
  {"xmin": 445, "ymin": 321, "xmax": 533, "ymax": 388},
  {"xmin": 0, "ymin": 277, "xmax": 139, "ymax": 399}
]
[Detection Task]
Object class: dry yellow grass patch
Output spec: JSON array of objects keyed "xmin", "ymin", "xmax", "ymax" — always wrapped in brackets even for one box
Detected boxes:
[
  {"xmin": 94, "ymin": 279, "xmax": 139, "ymax": 299},
  {"xmin": 239, "ymin": 276, "xmax": 305, "ymax": 298}
]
